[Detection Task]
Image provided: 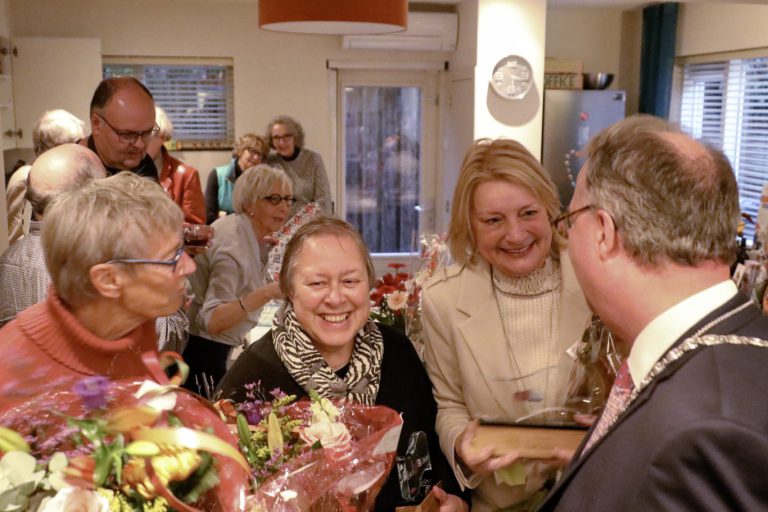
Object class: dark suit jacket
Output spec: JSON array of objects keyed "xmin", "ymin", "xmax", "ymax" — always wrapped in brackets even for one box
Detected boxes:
[{"xmin": 538, "ymin": 293, "xmax": 768, "ymax": 512}]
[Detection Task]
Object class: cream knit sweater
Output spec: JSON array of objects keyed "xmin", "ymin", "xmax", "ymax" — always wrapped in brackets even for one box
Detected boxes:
[{"xmin": 492, "ymin": 256, "xmax": 563, "ymax": 419}]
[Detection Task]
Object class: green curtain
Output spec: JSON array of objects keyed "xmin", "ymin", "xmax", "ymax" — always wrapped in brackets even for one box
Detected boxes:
[{"xmin": 639, "ymin": 3, "xmax": 678, "ymax": 118}]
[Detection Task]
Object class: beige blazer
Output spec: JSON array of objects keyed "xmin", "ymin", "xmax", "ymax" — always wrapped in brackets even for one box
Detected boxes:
[{"xmin": 422, "ymin": 252, "xmax": 591, "ymax": 512}]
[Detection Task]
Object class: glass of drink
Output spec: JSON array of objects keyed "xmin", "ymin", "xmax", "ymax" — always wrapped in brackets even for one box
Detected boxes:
[{"xmin": 184, "ymin": 224, "xmax": 214, "ymax": 252}]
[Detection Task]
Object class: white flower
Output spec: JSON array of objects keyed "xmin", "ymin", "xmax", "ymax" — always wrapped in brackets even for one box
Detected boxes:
[
  {"xmin": 37, "ymin": 487, "xmax": 110, "ymax": 512},
  {"xmin": 299, "ymin": 419, "xmax": 352, "ymax": 451},
  {"xmin": 134, "ymin": 380, "xmax": 177, "ymax": 411},
  {"xmin": 386, "ymin": 290, "xmax": 408, "ymax": 311}
]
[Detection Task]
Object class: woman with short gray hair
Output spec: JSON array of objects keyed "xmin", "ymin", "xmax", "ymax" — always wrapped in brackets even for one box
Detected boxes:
[{"xmin": 184, "ymin": 164, "xmax": 293, "ymax": 393}]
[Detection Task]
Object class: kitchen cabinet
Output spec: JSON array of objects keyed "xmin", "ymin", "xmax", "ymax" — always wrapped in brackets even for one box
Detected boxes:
[{"xmin": 8, "ymin": 37, "xmax": 101, "ymax": 149}]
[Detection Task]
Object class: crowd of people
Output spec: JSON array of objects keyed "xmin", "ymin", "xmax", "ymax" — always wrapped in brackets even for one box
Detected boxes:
[{"xmin": 1, "ymin": 74, "xmax": 766, "ymax": 511}]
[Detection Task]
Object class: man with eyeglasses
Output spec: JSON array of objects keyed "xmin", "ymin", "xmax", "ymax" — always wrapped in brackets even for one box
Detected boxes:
[
  {"xmin": 80, "ymin": 76, "xmax": 159, "ymax": 180},
  {"xmin": 539, "ymin": 115, "xmax": 768, "ymax": 511}
]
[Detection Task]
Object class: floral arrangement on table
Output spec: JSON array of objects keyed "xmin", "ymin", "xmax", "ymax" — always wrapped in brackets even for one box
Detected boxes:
[
  {"xmin": 217, "ymin": 383, "xmax": 403, "ymax": 511},
  {"xmin": 0, "ymin": 371, "xmax": 250, "ymax": 512}
]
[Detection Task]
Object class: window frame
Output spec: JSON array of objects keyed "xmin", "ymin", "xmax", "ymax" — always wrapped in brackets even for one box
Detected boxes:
[
  {"xmin": 674, "ymin": 50, "xmax": 768, "ymax": 243},
  {"xmin": 103, "ymin": 56, "xmax": 235, "ymax": 150}
]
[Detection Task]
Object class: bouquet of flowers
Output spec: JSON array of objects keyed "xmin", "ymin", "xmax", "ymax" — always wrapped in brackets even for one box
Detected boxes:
[
  {"xmin": 0, "ymin": 372, "xmax": 250, "ymax": 511},
  {"xmin": 218, "ymin": 384, "xmax": 403, "ymax": 511}
]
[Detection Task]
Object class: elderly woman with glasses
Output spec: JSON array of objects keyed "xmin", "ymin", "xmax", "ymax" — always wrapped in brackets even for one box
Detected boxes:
[
  {"xmin": 217, "ymin": 216, "xmax": 468, "ymax": 511},
  {"xmin": 205, "ymin": 133, "xmax": 269, "ymax": 224},
  {"xmin": 265, "ymin": 115, "xmax": 332, "ymax": 213},
  {"xmin": 0, "ymin": 171, "xmax": 197, "ymax": 412},
  {"xmin": 184, "ymin": 164, "xmax": 293, "ymax": 394},
  {"xmin": 421, "ymin": 139, "xmax": 593, "ymax": 512}
]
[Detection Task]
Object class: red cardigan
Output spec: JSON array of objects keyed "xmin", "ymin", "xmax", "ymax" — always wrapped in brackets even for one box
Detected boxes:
[{"xmin": 159, "ymin": 147, "xmax": 206, "ymax": 224}]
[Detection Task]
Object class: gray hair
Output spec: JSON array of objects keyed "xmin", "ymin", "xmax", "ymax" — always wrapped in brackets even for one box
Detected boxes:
[
  {"xmin": 32, "ymin": 109, "xmax": 86, "ymax": 156},
  {"xmin": 155, "ymin": 106, "xmax": 173, "ymax": 141},
  {"xmin": 279, "ymin": 216, "xmax": 375, "ymax": 300},
  {"xmin": 266, "ymin": 115, "xmax": 306, "ymax": 149},
  {"xmin": 42, "ymin": 172, "xmax": 183, "ymax": 308},
  {"xmin": 232, "ymin": 164, "xmax": 293, "ymax": 214},
  {"xmin": 584, "ymin": 114, "xmax": 739, "ymax": 266}
]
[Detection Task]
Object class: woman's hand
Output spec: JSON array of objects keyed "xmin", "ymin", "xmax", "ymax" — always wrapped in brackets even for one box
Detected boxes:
[
  {"xmin": 432, "ymin": 485, "xmax": 469, "ymax": 512},
  {"xmin": 260, "ymin": 281, "xmax": 282, "ymax": 302},
  {"xmin": 455, "ymin": 420, "xmax": 520, "ymax": 476}
]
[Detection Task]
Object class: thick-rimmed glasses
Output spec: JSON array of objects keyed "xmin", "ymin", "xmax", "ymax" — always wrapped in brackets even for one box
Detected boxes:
[
  {"xmin": 97, "ymin": 113, "xmax": 159, "ymax": 145},
  {"xmin": 552, "ymin": 204, "xmax": 592, "ymax": 236},
  {"xmin": 272, "ymin": 134, "xmax": 294, "ymax": 143},
  {"xmin": 107, "ymin": 245, "xmax": 185, "ymax": 272},
  {"xmin": 262, "ymin": 194, "xmax": 297, "ymax": 206}
]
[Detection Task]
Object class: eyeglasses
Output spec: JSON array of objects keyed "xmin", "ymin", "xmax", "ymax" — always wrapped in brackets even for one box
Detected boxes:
[
  {"xmin": 107, "ymin": 245, "xmax": 185, "ymax": 272},
  {"xmin": 552, "ymin": 204, "xmax": 593, "ymax": 236},
  {"xmin": 262, "ymin": 194, "xmax": 297, "ymax": 206},
  {"xmin": 272, "ymin": 134, "xmax": 294, "ymax": 143},
  {"xmin": 96, "ymin": 113, "xmax": 160, "ymax": 145}
]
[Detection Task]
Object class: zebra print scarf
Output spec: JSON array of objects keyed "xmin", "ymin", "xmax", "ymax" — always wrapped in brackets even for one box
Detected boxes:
[{"xmin": 272, "ymin": 304, "xmax": 384, "ymax": 405}]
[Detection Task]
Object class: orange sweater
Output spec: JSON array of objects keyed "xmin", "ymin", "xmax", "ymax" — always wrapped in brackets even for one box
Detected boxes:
[{"xmin": 0, "ymin": 289, "xmax": 157, "ymax": 414}]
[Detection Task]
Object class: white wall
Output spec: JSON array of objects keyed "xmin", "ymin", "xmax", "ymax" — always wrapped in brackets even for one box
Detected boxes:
[
  {"xmin": 6, "ymin": 0, "xmax": 452, "ymax": 193},
  {"xmin": 677, "ymin": 2, "xmax": 768, "ymax": 57},
  {"xmin": 545, "ymin": 7, "xmax": 623, "ymax": 80}
]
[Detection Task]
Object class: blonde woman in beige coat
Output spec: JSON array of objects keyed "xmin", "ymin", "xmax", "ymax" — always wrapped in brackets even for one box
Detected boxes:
[{"xmin": 422, "ymin": 139, "xmax": 592, "ymax": 512}]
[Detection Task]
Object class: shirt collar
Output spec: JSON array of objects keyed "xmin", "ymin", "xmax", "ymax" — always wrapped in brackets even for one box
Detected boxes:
[{"xmin": 627, "ymin": 279, "xmax": 738, "ymax": 387}]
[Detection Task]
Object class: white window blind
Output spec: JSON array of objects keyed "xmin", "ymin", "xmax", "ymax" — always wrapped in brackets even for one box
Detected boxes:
[
  {"xmin": 103, "ymin": 62, "xmax": 234, "ymax": 149},
  {"xmin": 680, "ymin": 56, "xmax": 768, "ymax": 242}
]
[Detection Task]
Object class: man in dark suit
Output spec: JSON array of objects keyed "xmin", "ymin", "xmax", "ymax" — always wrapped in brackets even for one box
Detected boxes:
[{"xmin": 540, "ymin": 114, "xmax": 768, "ymax": 511}]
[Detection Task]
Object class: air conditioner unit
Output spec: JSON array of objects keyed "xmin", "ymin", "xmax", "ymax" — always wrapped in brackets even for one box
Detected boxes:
[{"xmin": 342, "ymin": 12, "xmax": 458, "ymax": 52}]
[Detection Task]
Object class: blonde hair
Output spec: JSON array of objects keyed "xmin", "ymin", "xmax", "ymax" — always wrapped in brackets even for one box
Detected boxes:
[
  {"xmin": 33, "ymin": 109, "xmax": 86, "ymax": 156},
  {"xmin": 231, "ymin": 164, "xmax": 293, "ymax": 214},
  {"xmin": 42, "ymin": 172, "xmax": 183, "ymax": 308},
  {"xmin": 154, "ymin": 106, "xmax": 173, "ymax": 141},
  {"xmin": 448, "ymin": 138, "xmax": 563, "ymax": 266},
  {"xmin": 234, "ymin": 133, "xmax": 268, "ymax": 159}
]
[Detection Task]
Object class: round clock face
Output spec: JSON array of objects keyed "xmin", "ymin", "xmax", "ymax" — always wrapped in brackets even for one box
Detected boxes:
[{"xmin": 490, "ymin": 55, "xmax": 533, "ymax": 100}]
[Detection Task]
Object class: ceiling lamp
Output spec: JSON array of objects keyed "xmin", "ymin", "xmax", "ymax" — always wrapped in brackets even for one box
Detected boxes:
[{"xmin": 259, "ymin": 0, "xmax": 408, "ymax": 35}]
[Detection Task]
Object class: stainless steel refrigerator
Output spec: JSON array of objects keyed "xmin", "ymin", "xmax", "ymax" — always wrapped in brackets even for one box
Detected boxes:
[{"xmin": 542, "ymin": 90, "xmax": 626, "ymax": 205}]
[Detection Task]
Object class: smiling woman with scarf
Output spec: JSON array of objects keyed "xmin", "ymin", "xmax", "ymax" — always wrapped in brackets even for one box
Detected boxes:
[{"xmin": 217, "ymin": 216, "xmax": 468, "ymax": 511}]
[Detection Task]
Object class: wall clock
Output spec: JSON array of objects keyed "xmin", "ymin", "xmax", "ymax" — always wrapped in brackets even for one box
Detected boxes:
[{"xmin": 490, "ymin": 55, "xmax": 533, "ymax": 100}]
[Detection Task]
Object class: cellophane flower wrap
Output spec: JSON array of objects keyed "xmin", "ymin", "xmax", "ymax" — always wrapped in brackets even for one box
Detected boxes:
[
  {"xmin": 221, "ymin": 387, "xmax": 403, "ymax": 512},
  {"xmin": 564, "ymin": 314, "xmax": 623, "ymax": 419},
  {"xmin": 0, "ymin": 372, "xmax": 250, "ymax": 511}
]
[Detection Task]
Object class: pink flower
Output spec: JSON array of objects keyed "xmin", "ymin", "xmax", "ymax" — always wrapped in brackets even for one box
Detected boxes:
[{"xmin": 386, "ymin": 290, "xmax": 408, "ymax": 311}]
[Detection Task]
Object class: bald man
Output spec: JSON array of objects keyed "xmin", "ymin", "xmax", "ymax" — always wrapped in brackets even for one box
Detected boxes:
[
  {"xmin": 81, "ymin": 76, "xmax": 159, "ymax": 180},
  {"xmin": 0, "ymin": 144, "xmax": 106, "ymax": 326}
]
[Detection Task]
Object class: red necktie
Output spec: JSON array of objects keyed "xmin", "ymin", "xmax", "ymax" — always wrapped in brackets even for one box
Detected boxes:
[{"xmin": 583, "ymin": 360, "xmax": 633, "ymax": 452}]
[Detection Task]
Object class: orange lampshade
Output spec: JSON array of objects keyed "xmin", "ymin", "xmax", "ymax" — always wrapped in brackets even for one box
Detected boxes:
[{"xmin": 259, "ymin": 0, "xmax": 408, "ymax": 35}]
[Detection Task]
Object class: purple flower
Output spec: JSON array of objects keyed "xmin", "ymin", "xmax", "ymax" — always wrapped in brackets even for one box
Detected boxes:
[
  {"xmin": 240, "ymin": 402, "xmax": 263, "ymax": 425},
  {"xmin": 73, "ymin": 376, "xmax": 111, "ymax": 410}
]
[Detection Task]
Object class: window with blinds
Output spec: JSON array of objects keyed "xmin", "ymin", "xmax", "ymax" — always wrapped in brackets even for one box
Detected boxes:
[
  {"xmin": 679, "ymin": 56, "xmax": 768, "ymax": 242},
  {"xmin": 103, "ymin": 61, "xmax": 234, "ymax": 149}
]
